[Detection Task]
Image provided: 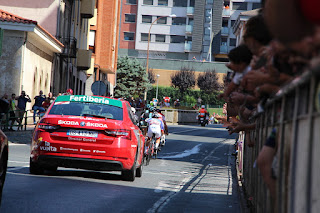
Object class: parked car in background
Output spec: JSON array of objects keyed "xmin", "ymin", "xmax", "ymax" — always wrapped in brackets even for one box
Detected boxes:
[
  {"xmin": 30, "ymin": 95, "xmax": 145, "ymax": 181},
  {"xmin": 0, "ymin": 129, "xmax": 8, "ymax": 205}
]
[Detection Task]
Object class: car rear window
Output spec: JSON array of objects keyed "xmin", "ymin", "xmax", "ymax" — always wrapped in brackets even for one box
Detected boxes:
[{"xmin": 49, "ymin": 102, "xmax": 123, "ymax": 120}]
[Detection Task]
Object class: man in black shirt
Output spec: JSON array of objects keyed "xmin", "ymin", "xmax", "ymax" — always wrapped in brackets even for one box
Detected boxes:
[{"xmin": 32, "ymin": 90, "xmax": 46, "ymax": 124}]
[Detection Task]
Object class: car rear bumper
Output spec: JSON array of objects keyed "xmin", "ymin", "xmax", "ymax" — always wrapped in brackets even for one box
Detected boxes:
[{"xmin": 36, "ymin": 155, "xmax": 124, "ymax": 171}]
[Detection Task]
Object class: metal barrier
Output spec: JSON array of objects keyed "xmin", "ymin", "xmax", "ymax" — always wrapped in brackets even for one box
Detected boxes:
[
  {"xmin": 237, "ymin": 68, "xmax": 320, "ymax": 212},
  {"xmin": 0, "ymin": 109, "xmax": 42, "ymax": 131}
]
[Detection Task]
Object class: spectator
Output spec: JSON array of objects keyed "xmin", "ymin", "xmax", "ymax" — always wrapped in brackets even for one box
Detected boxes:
[
  {"xmin": 174, "ymin": 99, "xmax": 180, "ymax": 107},
  {"xmin": 0, "ymin": 94, "xmax": 10, "ymax": 130},
  {"xmin": 16, "ymin": 91, "xmax": 31, "ymax": 128},
  {"xmin": 8, "ymin": 93, "xmax": 20, "ymax": 131},
  {"xmin": 32, "ymin": 90, "xmax": 46, "ymax": 124}
]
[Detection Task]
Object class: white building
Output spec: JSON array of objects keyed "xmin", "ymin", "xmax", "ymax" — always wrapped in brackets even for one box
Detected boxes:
[
  {"xmin": 218, "ymin": 0, "xmax": 261, "ymax": 56},
  {"xmin": 135, "ymin": 0, "xmax": 196, "ymax": 61}
]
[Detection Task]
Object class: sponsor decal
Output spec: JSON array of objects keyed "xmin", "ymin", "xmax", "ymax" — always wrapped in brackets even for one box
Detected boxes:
[
  {"xmin": 68, "ymin": 137, "xmax": 82, "ymax": 141},
  {"xmin": 85, "ymin": 122, "xmax": 108, "ymax": 128},
  {"xmin": 80, "ymin": 149, "xmax": 91, "ymax": 153},
  {"xmin": 83, "ymin": 138, "xmax": 96, "ymax": 142},
  {"xmin": 55, "ymin": 95, "xmax": 123, "ymax": 108},
  {"xmin": 93, "ymin": 150, "xmax": 106, "ymax": 154},
  {"xmin": 59, "ymin": 120, "xmax": 107, "ymax": 128},
  {"xmin": 58, "ymin": 120, "xmax": 79, "ymax": 125},
  {"xmin": 40, "ymin": 141, "xmax": 57, "ymax": 152},
  {"xmin": 131, "ymin": 145, "xmax": 137, "ymax": 148},
  {"xmin": 60, "ymin": 147, "xmax": 78, "ymax": 152}
]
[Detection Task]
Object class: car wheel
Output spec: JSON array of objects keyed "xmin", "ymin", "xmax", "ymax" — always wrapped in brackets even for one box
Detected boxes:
[
  {"xmin": 121, "ymin": 162, "xmax": 136, "ymax": 182},
  {"xmin": 29, "ymin": 158, "xmax": 44, "ymax": 175},
  {"xmin": 0, "ymin": 149, "xmax": 8, "ymax": 204},
  {"xmin": 136, "ymin": 162, "xmax": 143, "ymax": 178}
]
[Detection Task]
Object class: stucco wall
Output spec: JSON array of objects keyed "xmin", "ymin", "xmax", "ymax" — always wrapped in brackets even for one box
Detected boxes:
[
  {"xmin": 22, "ymin": 36, "xmax": 54, "ymax": 109},
  {"xmin": 0, "ymin": 30, "xmax": 24, "ymax": 96}
]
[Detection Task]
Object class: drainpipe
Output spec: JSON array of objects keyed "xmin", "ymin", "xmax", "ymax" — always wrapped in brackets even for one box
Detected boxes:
[{"xmin": 20, "ymin": 32, "xmax": 28, "ymax": 93}]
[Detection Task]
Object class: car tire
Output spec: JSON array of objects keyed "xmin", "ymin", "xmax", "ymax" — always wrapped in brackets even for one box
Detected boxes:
[
  {"xmin": 136, "ymin": 163, "xmax": 143, "ymax": 178},
  {"xmin": 0, "ymin": 149, "xmax": 8, "ymax": 205},
  {"xmin": 121, "ymin": 161, "xmax": 136, "ymax": 182},
  {"xmin": 29, "ymin": 158, "xmax": 44, "ymax": 175}
]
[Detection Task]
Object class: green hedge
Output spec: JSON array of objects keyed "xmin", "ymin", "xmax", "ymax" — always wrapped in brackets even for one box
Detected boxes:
[{"xmin": 147, "ymin": 86, "xmax": 224, "ymax": 106}]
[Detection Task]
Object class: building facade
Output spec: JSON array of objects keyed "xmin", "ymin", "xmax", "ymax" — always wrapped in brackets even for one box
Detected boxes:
[
  {"xmin": 0, "ymin": 9, "xmax": 63, "ymax": 106},
  {"xmin": 0, "ymin": 0, "xmax": 94, "ymax": 96},
  {"xmin": 86, "ymin": 0, "xmax": 121, "ymax": 96}
]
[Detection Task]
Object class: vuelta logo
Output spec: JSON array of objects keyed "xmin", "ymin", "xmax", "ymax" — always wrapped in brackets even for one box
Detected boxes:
[{"xmin": 40, "ymin": 141, "xmax": 57, "ymax": 152}]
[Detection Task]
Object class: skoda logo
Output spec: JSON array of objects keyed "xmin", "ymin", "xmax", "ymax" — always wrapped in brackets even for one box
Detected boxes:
[{"xmin": 80, "ymin": 122, "xmax": 86, "ymax": 127}]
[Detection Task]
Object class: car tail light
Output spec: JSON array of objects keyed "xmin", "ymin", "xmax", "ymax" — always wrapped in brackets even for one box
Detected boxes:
[
  {"xmin": 38, "ymin": 124, "xmax": 60, "ymax": 130},
  {"xmin": 104, "ymin": 129, "xmax": 131, "ymax": 140}
]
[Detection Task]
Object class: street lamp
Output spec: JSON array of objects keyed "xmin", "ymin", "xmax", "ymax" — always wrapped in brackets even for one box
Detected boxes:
[
  {"xmin": 144, "ymin": 14, "xmax": 177, "ymax": 101},
  {"xmin": 155, "ymin": 74, "xmax": 160, "ymax": 101}
]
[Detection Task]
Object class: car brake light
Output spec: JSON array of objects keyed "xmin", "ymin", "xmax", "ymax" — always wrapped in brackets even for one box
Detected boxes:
[
  {"xmin": 105, "ymin": 129, "xmax": 131, "ymax": 139},
  {"xmin": 38, "ymin": 124, "xmax": 60, "ymax": 130}
]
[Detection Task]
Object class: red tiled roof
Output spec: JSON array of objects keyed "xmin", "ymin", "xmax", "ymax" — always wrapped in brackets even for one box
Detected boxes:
[
  {"xmin": 0, "ymin": 9, "xmax": 37, "ymax": 24},
  {"xmin": 0, "ymin": 9, "xmax": 63, "ymax": 48}
]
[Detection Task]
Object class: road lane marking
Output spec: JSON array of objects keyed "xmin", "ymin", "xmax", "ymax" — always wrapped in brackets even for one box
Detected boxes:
[
  {"xmin": 147, "ymin": 177, "xmax": 192, "ymax": 213},
  {"xmin": 9, "ymin": 142, "xmax": 29, "ymax": 146},
  {"xmin": 169, "ymin": 129, "xmax": 199, "ymax": 134},
  {"xmin": 147, "ymin": 139, "xmax": 232, "ymax": 212},
  {"xmin": 7, "ymin": 165, "xmax": 29, "ymax": 171},
  {"xmin": 160, "ymin": 144, "xmax": 201, "ymax": 159},
  {"xmin": 8, "ymin": 160, "xmax": 29, "ymax": 164}
]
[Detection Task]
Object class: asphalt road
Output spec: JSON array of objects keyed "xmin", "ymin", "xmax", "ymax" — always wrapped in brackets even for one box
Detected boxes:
[{"xmin": 0, "ymin": 124, "xmax": 240, "ymax": 213}]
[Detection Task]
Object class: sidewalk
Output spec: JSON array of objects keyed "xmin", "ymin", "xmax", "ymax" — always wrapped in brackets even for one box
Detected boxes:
[{"xmin": 3, "ymin": 128, "xmax": 33, "ymax": 145}]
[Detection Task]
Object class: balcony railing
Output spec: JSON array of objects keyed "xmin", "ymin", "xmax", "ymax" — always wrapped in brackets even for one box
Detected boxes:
[
  {"xmin": 186, "ymin": 25, "xmax": 193, "ymax": 34},
  {"xmin": 185, "ymin": 42, "xmax": 192, "ymax": 52},
  {"xmin": 187, "ymin": 7, "xmax": 194, "ymax": 16},
  {"xmin": 221, "ymin": 27, "xmax": 229, "ymax": 35},
  {"xmin": 60, "ymin": 37, "xmax": 77, "ymax": 58},
  {"xmin": 220, "ymin": 45, "xmax": 228, "ymax": 53}
]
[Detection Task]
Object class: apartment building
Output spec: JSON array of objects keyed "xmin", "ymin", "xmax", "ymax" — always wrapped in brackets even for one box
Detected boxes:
[
  {"xmin": 86, "ymin": 0, "xmax": 121, "ymax": 96},
  {"xmin": 218, "ymin": 0, "xmax": 261, "ymax": 57}
]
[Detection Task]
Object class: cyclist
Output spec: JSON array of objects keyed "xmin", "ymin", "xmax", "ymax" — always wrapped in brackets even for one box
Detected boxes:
[
  {"xmin": 155, "ymin": 108, "xmax": 168, "ymax": 146},
  {"xmin": 145, "ymin": 112, "xmax": 164, "ymax": 153}
]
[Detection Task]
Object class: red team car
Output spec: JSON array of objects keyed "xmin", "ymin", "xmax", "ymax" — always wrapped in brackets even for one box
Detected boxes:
[{"xmin": 30, "ymin": 95, "xmax": 145, "ymax": 181}]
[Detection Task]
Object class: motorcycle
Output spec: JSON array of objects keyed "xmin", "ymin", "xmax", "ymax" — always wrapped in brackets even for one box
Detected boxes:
[{"xmin": 197, "ymin": 113, "xmax": 209, "ymax": 126}]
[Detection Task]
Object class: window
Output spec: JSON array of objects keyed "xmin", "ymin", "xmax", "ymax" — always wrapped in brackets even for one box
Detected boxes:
[
  {"xmin": 170, "ymin": 35, "xmax": 185, "ymax": 43},
  {"xmin": 172, "ymin": 17, "xmax": 186, "ymax": 25},
  {"xmin": 173, "ymin": 0, "xmax": 187, "ymax": 7},
  {"xmin": 156, "ymin": 34, "xmax": 166, "ymax": 42},
  {"xmin": 124, "ymin": 32, "xmax": 135, "ymax": 41},
  {"xmin": 188, "ymin": 18, "xmax": 194, "ymax": 25},
  {"xmin": 141, "ymin": 33, "xmax": 148, "ymax": 41},
  {"xmin": 229, "ymin": 38, "xmax": 236, "ymax": 46},
  {"xmin": 158, "ymin": 0, "xmax": 168, "ymax": 6},
  {"xmin": 143, "ymin": 0, "xmax": 153, "ymax": 5},
  {"xmin": 190, "ymin": 0, "xmax": 195, "ymax": 7},
  {"xmin": 142, "ymin": 15, "xmax": 152, "ymax": 23},
  {"xmin": 221, "ymin": 37, "xmax": 227, "ymax": 46},
  {"xmin": 126, "ymin": 0, "xmax": 136, "ymax": 4},
  {"xmin": 252, "ymin": 3, "xmax": 262, "ymax": 10},
  {"xmin": 157, "ymin": 16, "xmax": 167, "ymax": 24},
  {"xmin": 232, "ymin": 2, "xmax": 247, "ymax": 10},
  {"xmin": 222, "ymin": 20, "xmax": 228, "ymax": 27},
  {"xmin": 125, "ymin": 14, "xmax": 136, "ymax": 23}
]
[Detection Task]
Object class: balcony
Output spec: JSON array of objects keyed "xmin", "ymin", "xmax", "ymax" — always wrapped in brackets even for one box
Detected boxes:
[
  {"xmin": 185, "ymin": 42, "xmax": 192, "ymax": 52},
  {"xmin": 220, "ymin": 45, "xmax": 228, "ymax": 53},
  {"xmin": 81, "ymin": 0, "xmax": 95, "ymax": 18},
  {"xmin": 60, "ymin": 37, "xmax": 77, "ymax": 58},
  {"xmin": 221, "ymin": 27, "xmax": 229, "ymax": 35},
  {"xmin": 222, "ymin": 8, "xmax": 231, "ymax": 17},
  {"xmin": 77, "ymin": 49, "xmax": 92, "ymax": 70},
  {"xmin": 187, "ymin": 7, "xmax": 194, "ymax": 16},
  {"xmin": 186, "ymin": 25, "xmax": 193, "ymax": 34}
]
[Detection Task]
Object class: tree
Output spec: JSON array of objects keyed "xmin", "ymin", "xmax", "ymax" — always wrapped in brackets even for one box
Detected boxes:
[
  {"xmin": 171, "ymin": 67, "xmax": 196, "ymax": 97},
  {"xmin": 114, "ymin": 56, "xmax": 150, "ymax": 98},
  {"xmin": 197, "ymin": 69, "xmax": 221, "ymax": 94}
]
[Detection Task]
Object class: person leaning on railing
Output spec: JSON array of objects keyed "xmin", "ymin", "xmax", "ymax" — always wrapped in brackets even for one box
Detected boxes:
[{"xmin": 16, "ymin": 91, "xmax": 31, "ymax": 129}]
